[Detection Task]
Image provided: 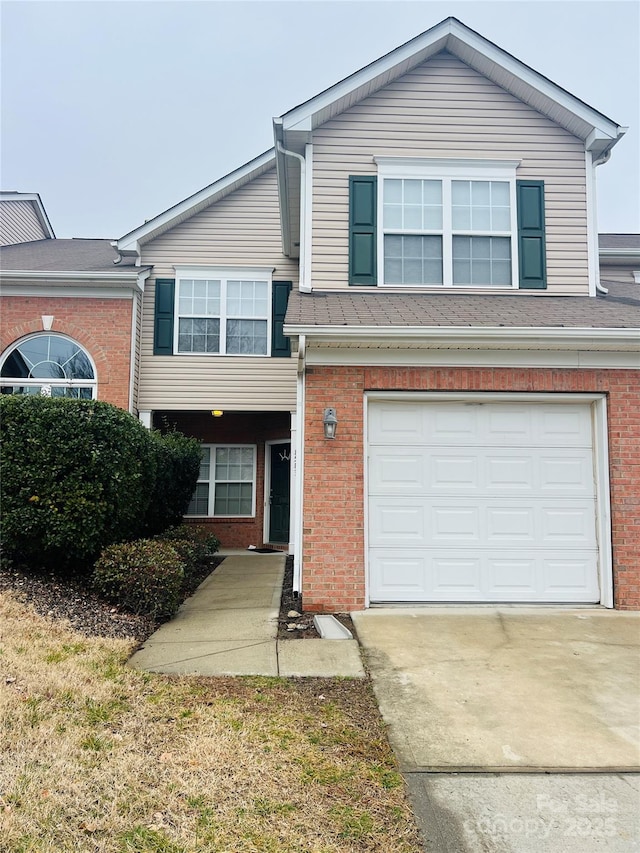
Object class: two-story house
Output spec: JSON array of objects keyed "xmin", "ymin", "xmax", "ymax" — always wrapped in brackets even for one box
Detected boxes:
[{"xmin": 2, "ymin": 19, "xmax": 638, "ymax": 612}]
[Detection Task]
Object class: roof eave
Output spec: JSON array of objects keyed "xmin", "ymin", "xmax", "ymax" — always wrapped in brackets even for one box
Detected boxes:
[
  {"xmin": 279, "ymin": 17, "xmax": 624, "ymax": 150},
  {"xmin": 284, "ymin": 324, "xmax": 640, "ymax": 350}
]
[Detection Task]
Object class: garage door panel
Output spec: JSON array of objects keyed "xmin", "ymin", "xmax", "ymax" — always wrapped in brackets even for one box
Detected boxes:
[
  {"xmin": 369, "ymin": 447, "xmax": 594, "ymax": 496},
  {"xmin": 368, "ymin": 403, "xmax": 427, "ymax": 443},
  {"xmin": 370, "ymin": 497, "xmax": 595, "ymax": 548},
  {"xmin": 367, "ymin": 399, "xmax": 600, "ymax": 603},
  {"xmin": 543, "ymin": 557, "xmax": 599, "ymax": 594},
  {"xmin": 369, "ymin": 451, "xmax": 428, "ymax": 492},
  {"xmin": 539, "ymin": 406, "xmax": 593, "ymax": 444},
  {"xmin": 542, "ymin": 506, "xmax": 596, "ymax": 543},
  {"xmin": 370, "ymin": 503, "xmax": 426, "ymax": 543},
  {"xmin": 370, "ymin": 549, "xmax": 599, "ymax": 602}
]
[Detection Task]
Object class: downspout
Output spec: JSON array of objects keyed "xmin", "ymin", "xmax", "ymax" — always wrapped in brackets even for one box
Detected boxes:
[
  {"xmin": 276, "ymin": 142, "xmax": 312, "ymax": 293},
  {"xmin": 590, "ymin": 149, "xmax": 612, "ymax": 295},
  {"xmin": 293, "ymin": 334, "xmax": 306, "ymax": 596}
]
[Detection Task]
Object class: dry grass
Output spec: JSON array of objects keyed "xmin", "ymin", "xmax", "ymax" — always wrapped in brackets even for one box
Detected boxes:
[{"xmin": 0, "ymin": 592, "xmax": 422, "ymax": 853}]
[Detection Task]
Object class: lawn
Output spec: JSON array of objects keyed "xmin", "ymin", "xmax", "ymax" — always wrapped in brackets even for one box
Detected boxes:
[{"xmin": 0, "ymin": 591, "xmax": 422, "ymax": 853}]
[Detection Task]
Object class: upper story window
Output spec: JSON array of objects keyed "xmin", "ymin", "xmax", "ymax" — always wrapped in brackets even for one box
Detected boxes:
[
  {"xmin": 175, "ymin": 268, "xmax": 271, "ymax": 356},
  {"xmin": 153, "ymin": 267, "xmax": 293, "ymax": 358},
  {"xmin": 0, "ymin": 333, "xmax": 96, "ymax": 398},
  {"xmin": 377, "ymin": 159, "xmax": 519, "ymax": 288}
]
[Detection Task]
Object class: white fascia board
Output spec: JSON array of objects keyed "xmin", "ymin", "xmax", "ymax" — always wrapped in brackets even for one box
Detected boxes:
[
  {"xmin": 1, "ymin": 269, "xmax": 142, "ymax": 282},
  {"xmin": 306, "ymin": 346, "xmax": 640, "ymax": 370},
  {"xmin": 599, "ymin": 248, "xmax": 640, "ymax": 260},
  {"xmin": 117, "ymin": 150, "xmax": 276, "ymax": 252},
  {"xmin": 284, "ymin": 324, "xmax": 640, "ymax": 348},
  {"xmin": 279, "ymin": 17, "xmax": 622, "ymax": 145},
  {"xmin": 0, "ymin": 285, "xmax": 137, "ymax": 299}
]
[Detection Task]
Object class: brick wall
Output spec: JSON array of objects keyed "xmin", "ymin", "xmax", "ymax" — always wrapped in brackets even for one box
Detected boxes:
[
  {"xmin": 156, "ymin": 410, "xmax": 291, "ymax": 549},
  {"xmin": 302, "ymin": 366, "xmax": 640, "ymax": 612},
  {"xmin": 1, "ymin": 296, "xmax": 133, "ymax": 410}
]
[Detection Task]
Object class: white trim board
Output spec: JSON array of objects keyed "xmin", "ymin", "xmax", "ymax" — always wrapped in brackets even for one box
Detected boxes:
[{"xmin": 305, "ymin": 347, "xmax": 640, "ymax": 370}]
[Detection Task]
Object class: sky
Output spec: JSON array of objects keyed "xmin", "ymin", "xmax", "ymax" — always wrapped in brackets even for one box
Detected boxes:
[{"xmin": 1, "ymin": 0, "xmax": 639, "ymax": 239}]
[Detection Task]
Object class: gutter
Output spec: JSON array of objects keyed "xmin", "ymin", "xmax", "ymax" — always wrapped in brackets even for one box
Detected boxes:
[
  {"xmin": 1, "ymin": 269, "xmax": 145, "ymax": 283},
  {"xmin": 283, "ymin": 325, "xmax": 640, "ymax": 352}
]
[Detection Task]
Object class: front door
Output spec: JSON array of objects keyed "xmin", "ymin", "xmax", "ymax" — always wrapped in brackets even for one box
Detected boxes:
[{"xmin": 269, "ymin": 442, "xmax": 290, "ymax": 543}]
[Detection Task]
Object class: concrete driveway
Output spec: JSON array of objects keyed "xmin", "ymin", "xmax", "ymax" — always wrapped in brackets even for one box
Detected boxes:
[
  {"xmin": 352, "ymin": 607, "xmax": 640, "ymax": 772},
  {"xmin": 352, "ymin": 608, "xmax": 640, "ymax": 852}
]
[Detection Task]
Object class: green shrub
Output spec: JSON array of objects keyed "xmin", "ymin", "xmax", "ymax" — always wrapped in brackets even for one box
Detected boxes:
[
  {"xmin": 0, "ymin": 397, "xmax": 157, "ymax": 572},
  {"xmin": 92, "ymin": 539, "xmax": 184, "ymax": 618},
  {"xmin": 156, "ymin": 525, "xmax": 220, "ymax": 580},
  {"xmin": 144, "ymin": 431, "xmax": 202, "ymax": 537}
]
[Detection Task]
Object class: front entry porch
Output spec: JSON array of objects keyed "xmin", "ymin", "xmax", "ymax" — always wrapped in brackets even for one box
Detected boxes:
[{"xmin": 150, "ymin": 409, "xmax": 294, "ymax": 551}]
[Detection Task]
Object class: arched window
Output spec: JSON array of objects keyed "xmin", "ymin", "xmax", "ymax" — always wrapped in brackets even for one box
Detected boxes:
[{"xmin": 0, "ymin": 334, "xmax": 97, "ymax": 399}]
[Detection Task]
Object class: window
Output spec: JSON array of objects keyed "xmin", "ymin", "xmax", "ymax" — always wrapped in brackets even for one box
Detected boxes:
[
  {"xmin": 186, "ymin": 445, "xmax": 257, "ymax": 517},
  {"xmin": 376, "ymin": 158, "xmax": 520, "ymax": 288},
  {"xmin": 175, "ymin": 267, "xmax": 271, "ymax": 356},
  {"xmin": 0, "ymin": 333, "xmax": 96, "ymax": 398}
]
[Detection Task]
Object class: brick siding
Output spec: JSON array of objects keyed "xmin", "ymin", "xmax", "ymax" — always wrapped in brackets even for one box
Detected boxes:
[
  {"xmin": 302, "ymin": 366, "xmax": 640, "ymax": 612},
  {"xmin": 1, "ymin": 296, "xmax": 133, "ymax": 410}
]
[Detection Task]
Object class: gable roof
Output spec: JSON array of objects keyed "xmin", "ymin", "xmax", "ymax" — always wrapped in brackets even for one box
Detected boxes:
[
  {"xmin": 274, "ymin": 16, "xmax": 626, "ymax": 257},
  {"xmin": 117, "ymin": 150, "xmax": 275, "ymax": 253},
  {"xmin": 0, "ymin": 192, "xmax": 55, "ymax": 244}
]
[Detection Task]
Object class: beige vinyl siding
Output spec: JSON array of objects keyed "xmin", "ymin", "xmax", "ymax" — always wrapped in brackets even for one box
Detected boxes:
[
  {"xmin": 0, "ymin": 200, "xmax": 48, "ymax": 246},
  {"xmin": 312, "ymin": 53, "xmax": 589, "ymax": 295},
  {"xmin": 138, "ymin": 168, "xmax": 298, "ymax": 411}
]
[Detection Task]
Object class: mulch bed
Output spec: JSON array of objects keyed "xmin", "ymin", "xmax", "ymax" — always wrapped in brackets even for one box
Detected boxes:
[
  {"xmin": 0, "ymin": 557, "xmax": 224, "ymax": 643},
  {"xmin": 0, "ymin": 552, "xmax": 356, "ymax": 644}
]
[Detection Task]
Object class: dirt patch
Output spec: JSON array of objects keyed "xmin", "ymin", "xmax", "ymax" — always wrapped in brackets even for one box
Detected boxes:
[{"xmin": 277, "ymin": 554, "xmax": 356, "ymax": 640}]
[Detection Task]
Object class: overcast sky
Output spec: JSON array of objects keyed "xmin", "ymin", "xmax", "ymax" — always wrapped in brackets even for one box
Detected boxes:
[{"xmin": 2, "ymin": 0, "xmax": 638, "ymax": 239}]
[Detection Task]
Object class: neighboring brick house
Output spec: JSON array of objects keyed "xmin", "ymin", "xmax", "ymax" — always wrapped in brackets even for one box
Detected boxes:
[
  {"xmin": 0, "ymin": 237, "xmax": 148, "ymax": 412},
  {"xmin": 1, "ymin": 18, "xmax": 638, "ymax": 610}
]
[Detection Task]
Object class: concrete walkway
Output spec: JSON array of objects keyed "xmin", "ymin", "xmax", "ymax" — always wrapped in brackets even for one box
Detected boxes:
[{"xmin": 128, "ymin": 552, "xmax": 364, "ymax": 678}]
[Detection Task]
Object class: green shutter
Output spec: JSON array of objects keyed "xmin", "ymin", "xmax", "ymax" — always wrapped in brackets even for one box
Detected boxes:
[
  {"xmin": 517, "ymin": 180, "xmax": 546, "ymax": 289},
  {"xmin": 271, "ymin": 280, "xmax": 292, "ymax": 357},
  {"xmin": 349, "ymin": 175, "xmax": 377, "ymax": 286},
  {"xmin": 153, "ymin": 278, "xmax": 175, "ymax": 355}
]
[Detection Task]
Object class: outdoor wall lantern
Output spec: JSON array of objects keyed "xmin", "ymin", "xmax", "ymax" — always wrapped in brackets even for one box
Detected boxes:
[{"xmin": 323, "ymin": 407, "xmax": 338, "ymax": 439}]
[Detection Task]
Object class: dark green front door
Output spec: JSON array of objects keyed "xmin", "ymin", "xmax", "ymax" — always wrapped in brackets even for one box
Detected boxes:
[{"xmin": 269, "ymin": 442, "xmax": 290, "ymax": 543}]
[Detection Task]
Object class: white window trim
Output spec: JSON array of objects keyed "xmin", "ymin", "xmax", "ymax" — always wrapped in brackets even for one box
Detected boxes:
[
  {"xmin": 0, "ymin": 332, "xmax": 98, "ymax": 399},
  {"xmin": 375, "ymin": 158, "xmax": 520, "ymax": 289},
  {"xmin": 187, "ymin": 443, "xmax": 257, "ymax": 519},
  {"xmin": 173, "ymin": 266, "xmax": 273, "ymax": 357}
]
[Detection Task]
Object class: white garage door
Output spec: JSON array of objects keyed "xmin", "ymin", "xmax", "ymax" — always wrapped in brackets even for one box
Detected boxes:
[{"xmin": 368, "ymin": 399, "xmax": 600, "ymax": 603}]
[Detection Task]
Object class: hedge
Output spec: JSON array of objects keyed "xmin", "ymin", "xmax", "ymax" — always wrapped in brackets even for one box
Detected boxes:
[
  {"xmin": 92, "ymin": 539, "xmax": 184, "ymax": 617},
  {"xmin": 0, "ymin": 396, "xmax": 202, "ymax": 573}
]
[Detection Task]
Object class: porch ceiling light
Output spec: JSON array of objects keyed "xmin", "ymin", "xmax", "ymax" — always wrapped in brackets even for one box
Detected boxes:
[
  {"xmin": 323, "ymin": 407, "xmax": 338, "ymax": 440},
  {"xmin": 211, "ymin": 410, "xmax": 224, "ymax": 417}
]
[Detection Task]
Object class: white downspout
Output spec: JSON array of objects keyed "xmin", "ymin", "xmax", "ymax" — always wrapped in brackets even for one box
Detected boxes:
[
  {"xmin": 277, "ymin": 142, "xmax": 312, "ymax": 293},
  {"xmin": 589, "ymin": 148, "xmax": 612, "ymax": 295},
  {"xmin": 292, "ymin": 334, "xmax": 306, "ymax": 597}
]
